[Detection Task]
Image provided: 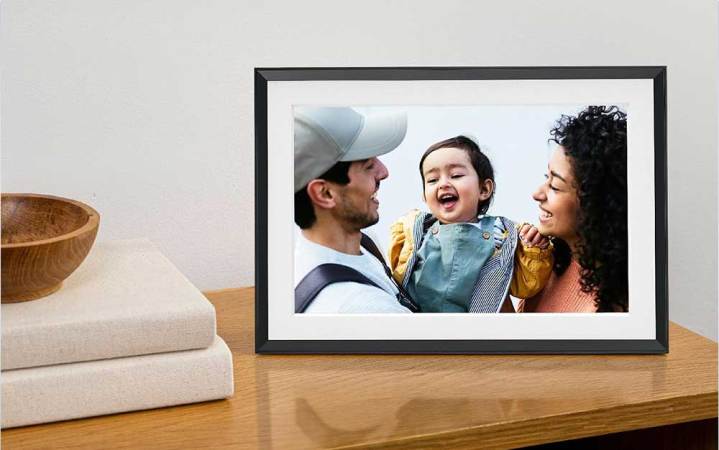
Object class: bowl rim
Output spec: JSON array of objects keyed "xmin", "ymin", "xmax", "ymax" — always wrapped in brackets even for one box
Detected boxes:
[{"xmin": 1, "ymin": 193, "xmax": 100, "ymax": 249}]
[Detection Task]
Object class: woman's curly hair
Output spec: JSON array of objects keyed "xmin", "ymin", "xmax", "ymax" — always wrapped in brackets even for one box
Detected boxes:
[{"xmin": 550, "ymin": 105, "xmax": 628, "ymax": 312}]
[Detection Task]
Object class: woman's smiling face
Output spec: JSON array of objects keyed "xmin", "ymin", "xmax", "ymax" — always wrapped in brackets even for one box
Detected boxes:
[
  {"xmin": 422, "ymin": 147, "xmax": 491, "ymax": 224},
  {"xmin": 532, "ymin": 146, "xmax": 580, "ymax": 248}
]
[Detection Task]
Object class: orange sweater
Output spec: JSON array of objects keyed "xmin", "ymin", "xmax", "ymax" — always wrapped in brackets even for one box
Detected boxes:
[{"xmin": 518, "ymin": 259, "xmax": 598, "ymax": 313}]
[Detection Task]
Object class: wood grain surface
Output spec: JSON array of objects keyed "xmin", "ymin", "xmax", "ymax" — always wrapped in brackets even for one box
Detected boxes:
[
  {"xmin": 2, "ymin": 287, "xmax": 716, "ymax": 449},
  {"xmin": 1, "ymin": 193, "xmax": 99, "ymax": 302}
]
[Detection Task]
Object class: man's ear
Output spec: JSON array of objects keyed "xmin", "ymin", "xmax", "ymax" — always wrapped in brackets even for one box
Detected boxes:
[
  {"xmin": 306, "ymin": 179, "xmax": 336, "ymax": 210},
  {"xmin": 478, "ymin": 179, "xmax": 494, "ymax": 201}
]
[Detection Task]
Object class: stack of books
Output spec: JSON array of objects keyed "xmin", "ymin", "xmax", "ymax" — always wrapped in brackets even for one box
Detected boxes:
[{"xmin": 1, "ymin": 239, "xmax": 234, "ymax": 428}]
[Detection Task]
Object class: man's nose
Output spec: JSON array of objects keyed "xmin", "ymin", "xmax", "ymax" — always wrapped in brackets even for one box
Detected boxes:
[{"xmin": 375, "ymin": 159, "xmax": 389, "ymax": 180}]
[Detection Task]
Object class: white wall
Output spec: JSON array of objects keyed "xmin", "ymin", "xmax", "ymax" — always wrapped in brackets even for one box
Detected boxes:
[{"xmin": 2, "ymin": 0, "xmax": 716, "ymax": 340}]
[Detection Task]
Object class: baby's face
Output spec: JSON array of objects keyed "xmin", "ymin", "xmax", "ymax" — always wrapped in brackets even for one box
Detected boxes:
[{"xmin": 422, "ymin": 147, "xmax": 489, "ymax": 223}]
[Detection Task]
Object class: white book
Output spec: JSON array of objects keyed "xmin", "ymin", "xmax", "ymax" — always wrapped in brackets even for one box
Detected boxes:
[
  {"xmin": 2, "ymin": 336, "xmax": 234, "ymax": 428},
  {"xmin": 2, "ymin": 239, "xmax": 216, "ymax": 370}
]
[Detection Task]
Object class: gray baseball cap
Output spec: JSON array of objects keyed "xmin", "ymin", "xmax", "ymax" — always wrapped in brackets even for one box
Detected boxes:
[{"xmin": 294, "ymin": 107, "xmax": 407, "ymax": 193}]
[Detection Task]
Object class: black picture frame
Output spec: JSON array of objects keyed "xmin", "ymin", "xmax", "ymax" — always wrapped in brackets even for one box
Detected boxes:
[{"xmin": 255, "ymin": 66, "xmax": 668, "ymax": 354}]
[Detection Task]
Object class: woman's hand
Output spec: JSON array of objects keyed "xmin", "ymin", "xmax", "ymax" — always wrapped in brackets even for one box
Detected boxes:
[{"xmin": 519, "ymin": 223, "xmax": 550, "ymax": 249}]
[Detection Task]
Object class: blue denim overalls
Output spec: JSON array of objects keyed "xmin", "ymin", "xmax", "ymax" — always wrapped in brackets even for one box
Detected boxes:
[
  {"xmin": 406, "ymin": 216, "xmax": 497, "ymax": 312},
  {"xmin": 401, "ymin": 212, "xmax": 519, "ymax": 313}
]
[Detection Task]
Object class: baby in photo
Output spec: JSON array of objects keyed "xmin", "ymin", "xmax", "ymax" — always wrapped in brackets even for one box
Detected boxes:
[{"xmin": 389, "ymin": 135, "xmax": 553, "ymax": 312}]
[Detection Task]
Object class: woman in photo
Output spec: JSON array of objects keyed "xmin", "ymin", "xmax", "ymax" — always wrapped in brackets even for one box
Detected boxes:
[{"xmin": 518, "ymin": 105, "xmax": 628, "ymax": 313}]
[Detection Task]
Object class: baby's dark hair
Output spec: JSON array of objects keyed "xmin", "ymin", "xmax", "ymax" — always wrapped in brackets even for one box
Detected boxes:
[{"xmin": 419, "ymin": 135, "xmax": 495, "ymax": 215}]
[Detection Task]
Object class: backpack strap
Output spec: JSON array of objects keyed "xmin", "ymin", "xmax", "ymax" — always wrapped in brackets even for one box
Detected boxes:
[
  {"xmin": 360, "ymin": 233, "xmax": 387, "ymax": 266},
  {"xmin": 295, "ymin": 263, "xmax": 382, "ymax": 313},
  {"xmin": 294, "ymin": 234, "xmax": 421, "ymax": 313},
  {"xmin": 361, "ymin": 233, "xmax": 420, "ymax": 312}
]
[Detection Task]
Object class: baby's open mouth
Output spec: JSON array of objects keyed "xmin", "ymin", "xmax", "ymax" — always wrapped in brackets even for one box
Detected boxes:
[{"xmin": 439, "ymin": 193, "xmax": 458, "ymax": 208}]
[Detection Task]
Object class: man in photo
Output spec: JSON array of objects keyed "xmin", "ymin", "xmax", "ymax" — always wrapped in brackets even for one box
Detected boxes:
[{"xmin": 293, "ymin": 107, "xmax": 414, "ymax": 313}]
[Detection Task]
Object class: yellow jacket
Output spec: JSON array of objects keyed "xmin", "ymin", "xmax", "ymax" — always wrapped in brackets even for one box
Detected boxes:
[{"xmin": 388, "ymin": 210, "xmax": 553, "ymax": 299}]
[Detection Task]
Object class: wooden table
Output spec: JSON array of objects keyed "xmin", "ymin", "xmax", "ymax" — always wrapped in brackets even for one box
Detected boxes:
[{"xmin": 3, "ymin": 288, "xmax": 717, "ymax": 449}]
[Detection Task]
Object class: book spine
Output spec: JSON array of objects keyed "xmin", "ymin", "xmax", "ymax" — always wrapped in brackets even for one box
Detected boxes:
[
  {"xmin": 2, "ymin": 305, "xmax": 216, "ymax": 370},
  {"xmin": 1, "ymin": 337, "xmax": 233, "ymax": 428}
]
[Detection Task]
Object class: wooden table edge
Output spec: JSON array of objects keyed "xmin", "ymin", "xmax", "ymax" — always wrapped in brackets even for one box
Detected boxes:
[
  {"xmin": 206, "ymin": 287, "xmax": 718, "ymax": 448},
  {"xmin": 333, "ymin": 392, "xmax": 718, "ymax": 449}
]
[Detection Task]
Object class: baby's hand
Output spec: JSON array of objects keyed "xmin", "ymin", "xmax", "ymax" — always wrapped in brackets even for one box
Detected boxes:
[{"xmin": 519, "ymin": 223, "xmax": 550, "ymax": 249}]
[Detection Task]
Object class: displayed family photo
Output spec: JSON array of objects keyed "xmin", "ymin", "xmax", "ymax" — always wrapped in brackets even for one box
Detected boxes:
[{"xmin": 255, "ymin": 67, "xmax": 667, "ymax": 354}]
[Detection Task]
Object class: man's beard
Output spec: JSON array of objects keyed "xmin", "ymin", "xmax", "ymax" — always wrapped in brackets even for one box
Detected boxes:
[{"xmin": 335, "ymin": 192, "xmax": 379, "ymax": 231}]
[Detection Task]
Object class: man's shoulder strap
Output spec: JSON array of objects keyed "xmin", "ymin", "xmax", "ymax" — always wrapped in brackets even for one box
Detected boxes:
[
  {"xmin": 360, "ymin": 233, "xmax": 421, "ymax": 313},
  {"xmin": 360, "ymin": 233, "xmax": 385, "ymax": 264},
  {"xmin": 295, "ymin": 263, "xmax": 381, "ymax": 313}
]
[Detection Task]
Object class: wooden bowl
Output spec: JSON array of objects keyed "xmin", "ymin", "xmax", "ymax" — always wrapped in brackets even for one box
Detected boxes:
[{"xmin": 1, "ymin": 194, "xmax": 100, "ymax": 303}]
